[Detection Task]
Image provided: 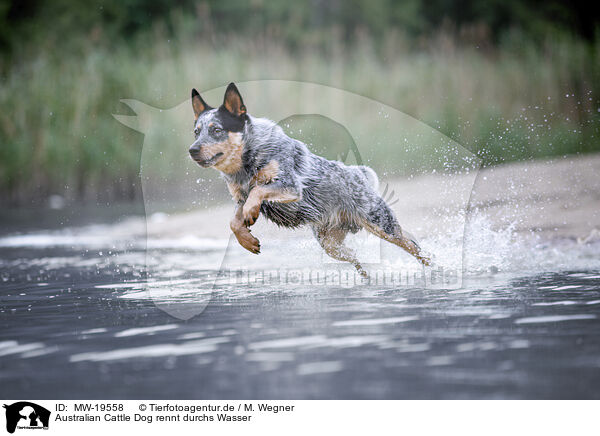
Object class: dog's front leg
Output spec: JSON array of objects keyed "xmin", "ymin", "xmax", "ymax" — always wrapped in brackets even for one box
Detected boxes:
[
  {"xmin": 242, "ymin": 185, "xmax": 301, "ymax": 226},
  {"xmin": 230, "ymin": 204, "xmax": 261, "ymax": 254}
]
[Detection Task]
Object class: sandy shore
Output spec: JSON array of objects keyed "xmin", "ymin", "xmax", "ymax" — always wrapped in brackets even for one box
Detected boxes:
[
  {"xmin": 468, "ymin": 153, "xmax": 600, "ymax": 240},
  {"xmin": 139, "ymin": 153, "xmax": 599, "ymax": 244}
]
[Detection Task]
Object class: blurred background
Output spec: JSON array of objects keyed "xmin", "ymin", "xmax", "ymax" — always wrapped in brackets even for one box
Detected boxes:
[{"xmin": 0, "ymin": 0, "xmax": 598, "ymax": 208}]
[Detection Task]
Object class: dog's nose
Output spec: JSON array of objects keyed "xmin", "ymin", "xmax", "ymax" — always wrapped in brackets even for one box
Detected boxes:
[{"xmin": 189, "ymin": 146, "xmax": 200, "ymax": 158}]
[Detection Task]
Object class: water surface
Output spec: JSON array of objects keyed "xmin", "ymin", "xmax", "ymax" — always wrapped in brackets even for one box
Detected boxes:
[{"xmin": 1, "ymin": 223, "xmax": 599, "ymax": 399}]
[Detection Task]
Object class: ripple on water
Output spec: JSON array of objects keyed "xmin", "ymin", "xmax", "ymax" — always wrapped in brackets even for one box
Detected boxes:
[
  {"xmin": 245, "ymin": 352, "xmax": 296, "ymax": 362},
  {"xmin": 515, "ymin": 314, "xmax": 596, "ymax": 324},
  {"xmin": 426, "ymin": 356, "xmax": 454, "ymax": 366},
  {"xmin": 332, "ymin": 316, "xmax": 418, "ymax": 327},
  {"xmin": 79, "ymin": 328, "xmax": 108, "ymax": 335},
  {"xmin": 248, "ymin": 336, "xmax": 327, "ymax": 350},
  {"xmin": 552, "ymin": 285, "xmax": 582, "ymax": 291},
  {"xmin": 69, "ymin": 337, "xmax": 230, "ymax": 362},
  {"xmin": 247, "ymin": 334, "xmax": 390, "ymax": 351},
  {"xmin": 0, "ymin": 341, "xmax": 56, "ymax": 358},
  {"xmin": 532, "ymin": 300, "xmax": 578, "ymax": 306},
  {"xmin": 114, "ymin": 324, "xmax": 179, "ymax": 337},
  {"xmin": 297, "ymin": 361, "xmax": 343, "ymax": 376}
]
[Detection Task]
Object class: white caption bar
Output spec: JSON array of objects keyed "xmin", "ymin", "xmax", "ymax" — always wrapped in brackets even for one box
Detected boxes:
[{"xmin": 1, "ymin": 400, "xmax": 597, "ymax": 435}]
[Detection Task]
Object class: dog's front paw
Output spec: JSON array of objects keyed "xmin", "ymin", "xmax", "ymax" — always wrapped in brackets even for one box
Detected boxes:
[
  {"xmin": 419, "ymin": 255, "xmax": 432, "ymax": 267},
  {"xmin": 234, "ymin": 227, "xmax": 261, "ymax": 254},
  {"xmin": 242, "ymin": 203, "xmax": 261, "ymax": 226}
]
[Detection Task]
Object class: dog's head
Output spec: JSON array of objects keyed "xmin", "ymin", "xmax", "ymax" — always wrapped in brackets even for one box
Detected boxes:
[{"xmin": 188, "ymin": 83, "xmax": 248, "ymax": 174}]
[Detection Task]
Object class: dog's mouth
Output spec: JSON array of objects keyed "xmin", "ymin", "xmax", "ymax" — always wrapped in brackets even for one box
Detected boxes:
[{"xmin": 193, "ymin": 152, "xmax": 224, "ymax": 167}]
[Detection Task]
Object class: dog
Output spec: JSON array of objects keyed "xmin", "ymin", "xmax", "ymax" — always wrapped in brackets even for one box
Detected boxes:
[{"xmin": 188, "ymin": 83, "xmax": 431, "ymax": 277}]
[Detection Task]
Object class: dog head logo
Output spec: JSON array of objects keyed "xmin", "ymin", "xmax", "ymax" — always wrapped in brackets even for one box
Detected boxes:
[
  {"xmin": 3, "ymin": 402, "xmax": 50, "ymax": 434},
  {"xmin": 114, "ymin": 80, "xmax": 480, "ymax": 320}
]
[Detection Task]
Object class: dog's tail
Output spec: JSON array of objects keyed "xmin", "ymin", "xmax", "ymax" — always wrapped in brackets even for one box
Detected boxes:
[{"xmin": 357, "ymin": 165, "xmax": 379, "ymax": 191}]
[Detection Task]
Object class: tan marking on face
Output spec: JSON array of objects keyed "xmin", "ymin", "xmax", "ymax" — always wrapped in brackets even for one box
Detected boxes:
[
  {"xmin": 252, "ymin": 160, "xmax": 280, "ymax": 186},
  {"xmin": 197, "ymin": 132, "xmax": 244, "ymax": 174}
]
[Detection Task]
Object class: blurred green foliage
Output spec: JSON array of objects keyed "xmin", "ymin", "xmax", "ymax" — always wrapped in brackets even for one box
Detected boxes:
[
  {"xmin": 1, "ymin": 0, "xmax": 597, "ymax": 58},
  {"xmin": 0, "ymin": 1, "xmax": 598, "ymax": 205}
]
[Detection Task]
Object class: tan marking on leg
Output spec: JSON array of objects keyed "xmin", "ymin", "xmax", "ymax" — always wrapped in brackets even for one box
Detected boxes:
[
  {"xmin": 242, "ymin": 185, "xmax": 301, "ymax": 226},
  {"xmin": 362, "ymin": 220, "xmax": 431, "ymax": 266},
  {"xmin": 226, "ymin": 182, "xmax": 244, "ymax": 203},
  {"xmin": 335, "ymin": 209, "xmax": 360, "ymax": 228},
  {"xmin": 230, "ymin": 206, "xmax": 260, "ymax": 254},
  {"xmin": 317, "ymin": 228, "xmax": 367, "ymax": 278},
  {"xmin": 251, "ymin": 160, "xmax": 280, "ymax": 186}
]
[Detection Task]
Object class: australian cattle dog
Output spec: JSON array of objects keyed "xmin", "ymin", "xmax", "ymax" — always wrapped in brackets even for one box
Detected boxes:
[{"xmin": 188, "ymin": 83, "xmax": 431, "ymax": 277}]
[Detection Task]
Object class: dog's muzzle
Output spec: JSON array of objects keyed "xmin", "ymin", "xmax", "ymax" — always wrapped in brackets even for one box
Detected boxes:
[{"xmin": 189, "ymin": 147, "xmax": 223, "ymax": 167}]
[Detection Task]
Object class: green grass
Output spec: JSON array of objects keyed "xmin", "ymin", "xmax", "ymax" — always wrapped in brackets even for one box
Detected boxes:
[{"xmin": 1, "ymin": 31, "xmax": 598, "ymax": 205}]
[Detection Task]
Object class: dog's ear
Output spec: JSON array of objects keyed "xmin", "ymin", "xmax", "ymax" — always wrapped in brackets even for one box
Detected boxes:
[
  {"xmin": 191, "ymin": 89, "xmax": 211, "ymax": 119},
  {"xmin": 222, "ymin": 82, "xmax": 246, "ymax": 117}
]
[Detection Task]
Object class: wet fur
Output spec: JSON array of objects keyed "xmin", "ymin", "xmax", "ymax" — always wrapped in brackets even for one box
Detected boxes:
[{"xmin": 189, "ymin": 83, "xmax": 431, "ymax": 275}]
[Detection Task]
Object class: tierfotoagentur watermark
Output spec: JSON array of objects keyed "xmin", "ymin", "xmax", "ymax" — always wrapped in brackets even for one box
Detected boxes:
[{"xmin": 216, "ymin": 266, "xmax": 459, "ymax": 289}]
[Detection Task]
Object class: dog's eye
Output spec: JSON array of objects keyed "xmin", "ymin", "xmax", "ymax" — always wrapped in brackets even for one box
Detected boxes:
[
  {"xmin": 213, "ymin": 126, "xmax": 223, "ymax": 134},
  {"xmin": 193, "ymin": 127, "xmax": 200, "ymax": 136}
]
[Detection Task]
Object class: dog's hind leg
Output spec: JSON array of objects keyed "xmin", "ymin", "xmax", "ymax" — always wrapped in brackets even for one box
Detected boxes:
[
  {"xmin": 313, "ymin": 226, "xmax": 368, "ymax": 278},
  {"xmin": 362, "ymin": 197, "xmax": 431, "ymax": 266}
]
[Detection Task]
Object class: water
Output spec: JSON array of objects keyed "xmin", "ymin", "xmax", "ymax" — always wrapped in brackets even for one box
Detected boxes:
[{"xmin": 1, "ymin": 217, "xmax": 599, "ymax": 399}]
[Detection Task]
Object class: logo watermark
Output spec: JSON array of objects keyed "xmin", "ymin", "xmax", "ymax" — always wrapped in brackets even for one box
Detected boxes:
[
  {"xmin": 114, "ymin": 80, "xmax": 480, "ymax": 319},
  {"xmin": 3, "ymin": 402, "xmax": 50, "ymax": 434}
]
